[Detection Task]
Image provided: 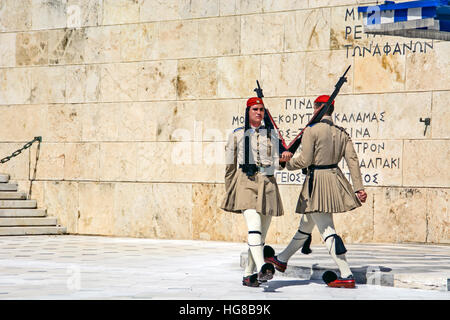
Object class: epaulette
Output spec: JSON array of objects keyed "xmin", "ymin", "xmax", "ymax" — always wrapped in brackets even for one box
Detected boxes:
[{"xmin": 233, "ymin": 126, "xmax": 244, "ymax": 133}]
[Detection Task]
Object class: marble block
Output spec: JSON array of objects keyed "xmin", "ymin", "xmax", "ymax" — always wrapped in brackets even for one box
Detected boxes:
[
  {"xmin": 310, "ymin": 0, "xmax": 357, "ymax": 8},
  {"xmin": 285, "ymin": 8, "xmax": 331, "ymax": 52},
  {"xmin": 30, "ymin": 66, "xmax": 66, "ymax": 104},
  {"xmin": 102, "ymin": 0, "xmax": 140, "ymax": 25},
  {"xmin": 98, "ymin": 142, "xmax": 137, "ymax": 182},
  {"xmin": 192, "ymin": 183, "xmax": 233, "ymax": 241},
  {"xmin": 78, "ymin": 182, "xmax": 115, "ymax": 235},
  {"xmin": 176, "ymin": 58, "xmax": 217, "ymax": 100},
  {"xmin": 138, "ymin": 60, "xmax": 178, "ymax": 101},
  {"xmin": 113, "ymin": 182, "xmax": 193, "ymax": 239},
  {"xmin": 0, "ymin": 105, "xmax": 46, "ymax": 141},
  {"xmin": 45, "ymin": 104, "xmax": 82, "ymax": 142},
  {"xmin": 241, "ymin": 13, "xmax": 286, "ymax": 54},
  {"xmin": 84, "ymin": 25, "xmax": 121, "ymax": 64},
  {"xmin": 377, "ymin": 92, "xmax": 432, "ymax": 140},
  {"xmin": 431, "ymin": 91, "xmax": 450, "ymax": 139},
  {"xmin": 48, "ymin": 28, "xmax": 86, "ymax": 65},
  {"xmin": 0, "ymin": 33, "xmax": 16, "ymax": 67},
  {"xmin": 64, "ymin": 143, "xmax": 100, "ymax": 181},
  {"xmin": 141, "ymin": 22, "xmax": 160, "ymax": 60},
  {"xmin": 158, "ymin": 20, "xmax": 198, "ymax": 59},
  {"xmin": 35, "ymin": 143, "xmax": 65, "ymax": 180},
  {"xmin": 263, "ymin": 0, "xmax": 308, "ymax": 12},
  {"xmin": 15, "ymin": 31, "xmax": 48, "ymax": 66},
  {"xmin": 188, "ymin": 0, "xmax": 219, "ymax": 19},
  {"xmin": 261, "ymin": 52, "xmax": 306, "ymax": 97},
  {"xmin": 334, "ymin": 187, "xmax": 375, "ymax": 243},
  {"xmin": 140, "ymin": 0, "xmax": 184, "ymax": 21},
  {"xmin": 219, "ymin": 0, "xmax": 262, "ymax": 16},
  {"xmin": 66, "ymin": 64, "xmax": 101, "ymax": 103},
  {"xmin": 44, "ymin": 181, "xmax": 79, "ymax": 233},
  {"xmin": 179, "ymin": 99, "xmax": 240, "ymax": 142},
  {"xmin": 426, "ymin": 188, "xmax": 449, "ymax": 244},
  {"xmin": 0, "ymin": 143, "xmax": 30, "ymax": 181},
  {"xmin": 217, "ymin": 55, "xmax": 260, "ymax": 98},
  {"xmin": 136, "ymin": 142, "xmax": 217, "ymax": 183},
  {"xmin": 0, "ymin": 0, "xmax": 32, "ymax": 32},
  {"xmin": 100, "ymin": 63, "xmax": 139, "ymax": 102},
  {"xmin": 115, "ymin": 102, "xmax": 157, "ymax": 142},
  {"xmin": 31, "ymin": 0, "xmax": 67, "ymax": 30},
  {"xmin": 197, "ymin": 16, "xmax": 240, "ymax": 57},
  {"xmin": 373, "ymin": 187, "xmax": 427, "ymax": 243},
  {"xmin": 406, "ymin": 42, "xmax": 450, "ymax": 91},
  {"xmin": 403, "ymin": 140, "xmax": 450, "ymax": 188},
  {"xmin": 0, "ymin": 68, "xmax": 32, "ymax": 105},
  {"xmin": 354, "ymin": 54, "xmax": 406, "ymax": 93},
  {"xmin": 305, "ymin": 50, "xmax": 353, "ymax": 96},
  {"xmin": 120, "ymin": 24, "xmax": 145, "ymax": 62},
  {"xmin": 66, "ymin": 0, "xmax": 102, "ymax": 27},
  {"xmin": 80, "ymin": 103, "xmax": 120, "ymax": 142}
]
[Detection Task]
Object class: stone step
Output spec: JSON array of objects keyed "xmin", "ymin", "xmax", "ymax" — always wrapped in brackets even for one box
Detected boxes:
[
  {"xmin": 0, "ymin": 174, "xmax": 9, "ymax": 183},
  {"xmin": 0, "ymin": 200, "xmax": 37, "ymax": 209},
  {"xmin": 0, "ymin": 217, "xmax": 57, "ymax": 227},
  {"xmin": 0, "ymin": 209, "xmax": 46, "ymax": 217},
  {"xmin": 0, "ymin": 226, "xmax": 66, "ymax": 236},
  {"xmin": 0, "ymin": 183, "xmax": 18, "ymax": 192},
  {"xmin": 0, "ymin": 192, "xmax": 27, "ymax": 200}
]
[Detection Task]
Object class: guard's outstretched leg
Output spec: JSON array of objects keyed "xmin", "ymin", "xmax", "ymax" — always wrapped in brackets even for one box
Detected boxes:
[{"xmin": 266, "ymin": 214, "xmax": 315, "ymax": 272}]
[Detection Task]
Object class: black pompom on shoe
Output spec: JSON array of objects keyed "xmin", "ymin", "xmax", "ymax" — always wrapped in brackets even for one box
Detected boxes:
[
  {"xmin": 258, "ymin": 263, "xmax": 275, "ymax": 282},
  {"xmin": 242, "ymin": 274, "xmax": 259, "ymax": 287},
  {"xmin": 322, "ymin": 270, "xmax": 338, "ymax": 284},
  {"xmin": 263, "ymin": 245, "xmax": 275, "ymax": 259}
]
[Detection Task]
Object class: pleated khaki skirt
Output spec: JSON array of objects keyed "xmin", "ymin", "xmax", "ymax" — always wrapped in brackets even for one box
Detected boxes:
[
  {"xmin": 221, "ymin": 170, "xmax": 284, "ymax": 217},
  {"xmin": 296, "ymin": 167, "xmax": 361, "ymax": 214}
]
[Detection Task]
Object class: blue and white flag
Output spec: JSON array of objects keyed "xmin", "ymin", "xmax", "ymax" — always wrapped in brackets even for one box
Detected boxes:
[{"xmin": 358, "ymin": 0, "xmax": 450, "ymax": 41}]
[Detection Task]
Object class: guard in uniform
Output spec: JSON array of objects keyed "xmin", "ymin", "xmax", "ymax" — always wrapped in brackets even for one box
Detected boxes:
[
  {"xmin": 221, "ymin": 97, "xmax": 293, "ymax": 287},
  {"xmin": 265, "ymin": 95, "xmax": 367, "ymax": 288}
]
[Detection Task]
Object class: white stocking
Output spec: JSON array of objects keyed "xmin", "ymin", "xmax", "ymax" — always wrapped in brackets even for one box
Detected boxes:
[
  {"xmin": 243, "ymin": 209, "xmax": 272, "ymax": 276},
  {"xmin": 277, "ymin": 214, "xmax": 315, "ymax": 263},
  {"xmin": 311, "ymin": 212, "xmax": 352, "ymax": 278}
]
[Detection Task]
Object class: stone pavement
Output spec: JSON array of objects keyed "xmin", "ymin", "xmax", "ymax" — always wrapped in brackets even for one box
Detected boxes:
[
  {"xmin": 0, "ymin": 235, "xmax": 448, "ymax": 300},
  {"xmin": 241, "ymin": 243, "xmax": 450, "ymax": 292}
]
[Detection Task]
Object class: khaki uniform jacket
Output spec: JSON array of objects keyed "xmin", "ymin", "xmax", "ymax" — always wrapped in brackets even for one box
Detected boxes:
[
  {"xmin": 220, "ymin": 126, "xmax": 284, "ymax": 216},
  {"xmin": 286, "ymin": 115, "xmax": 364, "ymax": 214}
]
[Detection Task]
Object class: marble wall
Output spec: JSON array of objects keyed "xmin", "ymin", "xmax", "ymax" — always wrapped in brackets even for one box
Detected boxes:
[{"xmin": 0, "ymin": 0, "xmax": 448, "ymax": 245}]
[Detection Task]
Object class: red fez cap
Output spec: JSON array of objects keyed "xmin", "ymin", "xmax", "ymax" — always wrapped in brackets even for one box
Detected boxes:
[
  {"xmin": 314, "ymin": 95, "xmax": 334, "ymax": 106},
  {"xmin": 246, "ymin": 97, "xmax": 264, "ymax": 108}
]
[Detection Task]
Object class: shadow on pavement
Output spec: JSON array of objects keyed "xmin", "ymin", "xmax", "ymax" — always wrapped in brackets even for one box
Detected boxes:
[{"xmin": 261, "ymin": 279, "xmax": 320, "ymax": 292}]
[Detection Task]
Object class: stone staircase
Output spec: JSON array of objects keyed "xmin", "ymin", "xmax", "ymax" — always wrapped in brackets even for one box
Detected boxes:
[{"xmin": 0, "ymin": 173, "xmax": 66, "ymax": 236}]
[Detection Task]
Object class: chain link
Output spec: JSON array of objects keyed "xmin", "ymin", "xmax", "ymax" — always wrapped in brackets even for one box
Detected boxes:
[{"xmin": 0, "ymin": 136, "xmax": 42, "ymax": 164}]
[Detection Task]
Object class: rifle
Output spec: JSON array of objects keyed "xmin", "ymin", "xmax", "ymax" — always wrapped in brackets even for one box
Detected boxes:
[
  {"xmin": 254, "ymin": 65, "xmax": 351, "ymax": 156},
  {"xmin": 254, "ymin": 81, "xmax": 289, "ymax": 153}
]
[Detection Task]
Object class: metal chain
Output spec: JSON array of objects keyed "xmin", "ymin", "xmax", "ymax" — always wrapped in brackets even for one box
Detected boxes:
[{"xmin": 0, "ymin": 136, "xmax": 42, "ymax": 164}]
